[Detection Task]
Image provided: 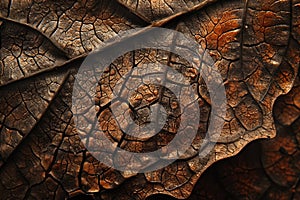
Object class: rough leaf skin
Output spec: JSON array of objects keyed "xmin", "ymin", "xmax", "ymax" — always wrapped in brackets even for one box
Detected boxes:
[
  {"xmin": 0, "ymin": 0, "xmax": 299, "ymax": 200},
  {"xmin": 177, "ymin": 71, "xmax": 300, "ymax": 200}
]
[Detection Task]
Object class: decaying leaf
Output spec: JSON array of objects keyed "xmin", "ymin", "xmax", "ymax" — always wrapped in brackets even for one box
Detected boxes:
[
  {"xmin": 182, "ymin": 71, "xmax": 300, "ymax": 200},
  {"xmin": 0, "ymin": 0, "xmax": 299, "ymax": 199}
]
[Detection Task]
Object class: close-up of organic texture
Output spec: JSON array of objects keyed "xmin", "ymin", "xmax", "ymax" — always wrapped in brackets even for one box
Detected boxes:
[{"xmin": 0, "ymin": 0, "xmax": 299, "ymax": 199}]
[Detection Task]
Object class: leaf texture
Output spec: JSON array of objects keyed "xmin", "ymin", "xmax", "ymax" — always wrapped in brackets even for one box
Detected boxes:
[{"xmin": 0, "ymin": 0, "xmax": 299, "ymax": 199}]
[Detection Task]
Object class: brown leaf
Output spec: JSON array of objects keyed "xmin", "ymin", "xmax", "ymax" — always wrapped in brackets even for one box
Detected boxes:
[{"xmin": 0, "ymin": 0, "xmax": 299, "ymax": 199}]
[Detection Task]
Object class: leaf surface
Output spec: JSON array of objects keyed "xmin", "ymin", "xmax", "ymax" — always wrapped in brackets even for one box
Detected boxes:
[{"xmin": 0, "ymin": 0, "xmax": 299, "ymax": 199}]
